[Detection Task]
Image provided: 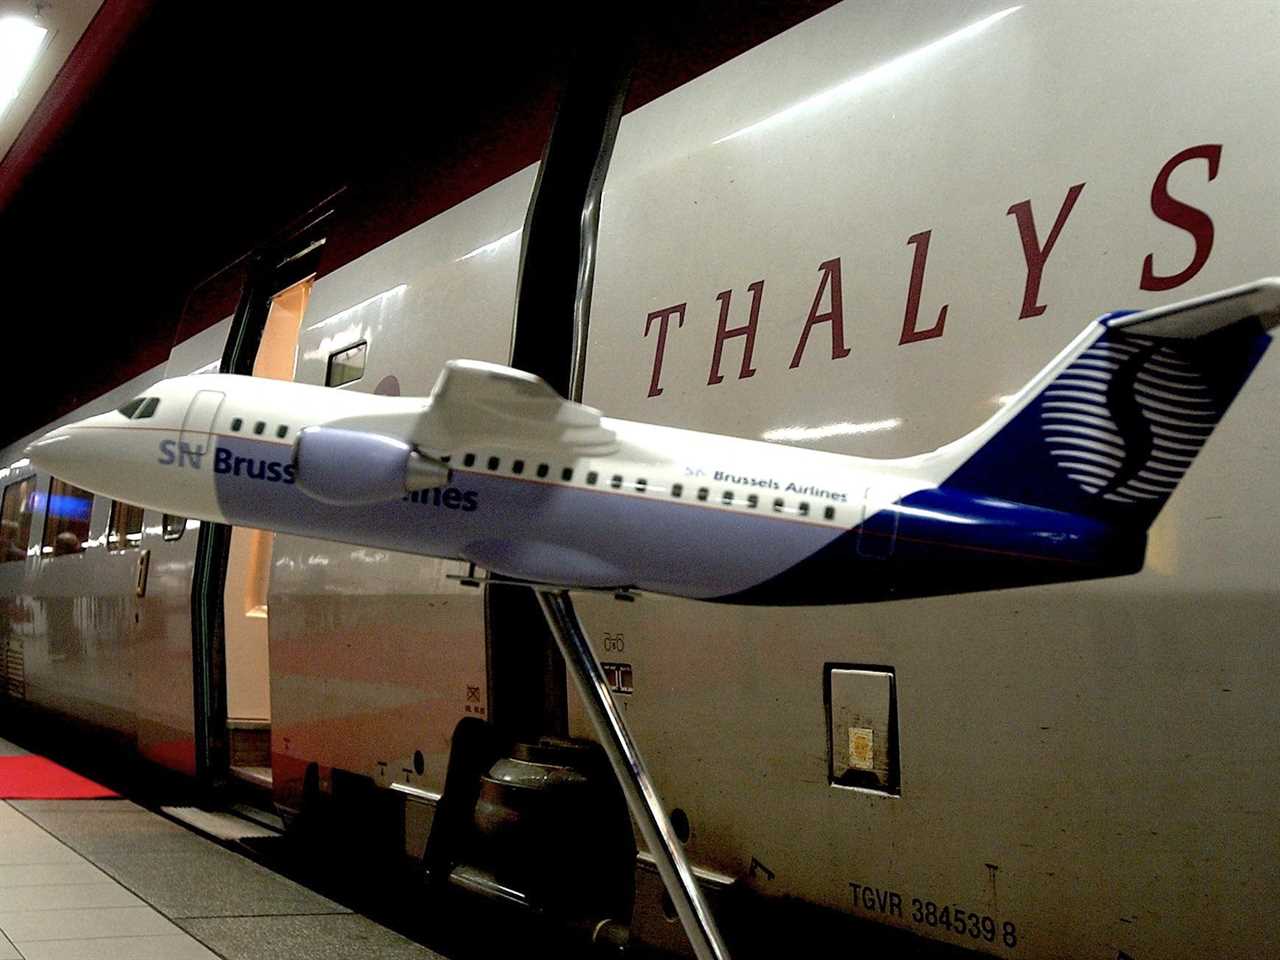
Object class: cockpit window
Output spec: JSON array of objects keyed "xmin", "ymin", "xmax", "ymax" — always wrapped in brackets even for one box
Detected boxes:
[{"xmin": 116, "ymin": 397, "xmax": 159, "ymax": 419}]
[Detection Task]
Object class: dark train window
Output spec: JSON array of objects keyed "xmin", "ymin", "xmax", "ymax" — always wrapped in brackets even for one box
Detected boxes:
[
  {"xmin": 536, "ymin": 464, "xmax": 549, "ymax": 478},
  {"xmin": 231, "ymin": 418, "xmax": 243, "ymax": 432},
  {"xmin": 561, "ymin": 467, "xmax": 573, "ymax": 482},
  {"xmin": 326, "ymin": 341, "xmax": 367, "ymax": 387},
  {"xmin": 747, "ymin": 494, "xmax": 758, "ymax": 509},
  {"xmin": 135, "ymin": 397, "xmax": 159, "ymax": 419},
  {"xmin": 586, "ymin": 471, "xmax": 598, "ymax": 485},
  {"xmin": 824, "ymin": 506, "xmax": 836, "ymax": 520},
  {"xmin": 697, "ymin": 487, "xmax": 709, "ymax": 501},
  {"xmin": 463, "ymin": 453, "xmax": 476, "ymax": 467},
  {"xmin": 276, "ymin": 425, "xmax": 288, "ymax": 439},
  {"xmin": 635, "ymin": 478, "xmax": 647, "ymax": 492},
  {"xmin": 671, "ymin": 483, "xmax": 683, "ymax": 497},
  {"xmin": 799, "ymin": 502, "xmax": 810, "ymax": 516},
  {"xmin": 0, "ymin": 477, "xmax": 35, "ymax": 562},
  {"xmin": 162, "ymin": 514, "xmax": 186, "ymax": 542},
  {"xmin": 610, "ymin": 475, "xmax": 623, "ymax": 489},
  {"xmin": 722, "ymin": 490, "xmax": 734, "ymax": 505},
  {"xmin": 487, "ymin": 456, "xmax": 500, "ymax": 471},
  {"xmin": 117, "ymin": 398, "xmax": 145, "ymax": 418},
  {"xmin": 108, "ymin": 501, "xmax": 145, "ymax": 551},
  {"xmin": 253, "ymin": 421, "xmax": 266, "ymax": 435},
  {"xmin": 773, "ymin": 498, "xmax": 784, "ymax": 513},
  {"xmin": 512, "ymin": 460, "xmax": 525, "ymax": 475},
  {"xmin": 43, "ymin": 477, "xmax": 93, "ymax": 556}
]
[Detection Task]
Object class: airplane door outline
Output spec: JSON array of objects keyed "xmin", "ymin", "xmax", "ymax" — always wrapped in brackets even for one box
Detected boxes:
[
  {"xmin": 178, "ymin": 390, "xmax": 224, "ymax": 463},
  {"xmin": 857, "ymin": 487, "xmax": 898, "ymax": 559}
]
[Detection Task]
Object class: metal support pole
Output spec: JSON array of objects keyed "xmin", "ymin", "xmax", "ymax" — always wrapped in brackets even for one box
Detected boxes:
[{"xmin": 535, "ymin": 588, "xmax": 732, "ymax": 960}]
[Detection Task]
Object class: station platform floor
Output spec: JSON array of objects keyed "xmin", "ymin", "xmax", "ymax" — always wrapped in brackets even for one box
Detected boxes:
[{"xmin": 0, "ymin": 735, "xmax": 443, "ymax": 960}]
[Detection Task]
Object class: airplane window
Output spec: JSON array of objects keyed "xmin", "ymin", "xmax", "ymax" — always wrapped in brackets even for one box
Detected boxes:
[
  {"xmin": 463, "ymin": 453, "xmax": 476, "ymax": 467},
  {"xmin": 162, "ymin": 514, "xmax": 186, "ymax": 542},
  {"xmin": 512, "ymin": 460, "xmax": 525, "ymax": 475},
  {"xmin": 231, "ymin": 418, "xmax": 243, "ymax": 432},
  {"xmin": 108, "ymin": 500, "xmax": 145, "ymax": 551},
  {"xmin": 117, "ymin": 398, "xmax": 145, "ymax": 418},
  {"xmin": 773, "ymin": 498, "xmax": 784, "ymax": 512},
  {"xmin": 635, "ymin": 478, "xmax": 647, "ymax": 493},
  {"xmin": 824, "ymin": 506, "xmax": 835, "ymax": 521},
  {"xmin": 671, "ymin": 483, "xmax": 683, "ymax": 497},
  {"xmin": 747, "ymin": 494, "xmax": 758, "ymax": 509},
  {"xmin": 0, "ymin": 476, "xmax": 35, "ymax": 562},
  {"xmin": 561, "ymin": 468, "xmax": 573, "ymax": 482},
  {"xmin": 722, "ymin": 491, "xmax": 734, "ymax": 505},
  {"xmin": 134, "ymin": 398, "xmax": 160, "ymax": 419},
  {"xmin": 253, "ymin": 421, "xmax": 266, "ymax": 435},
  {"xmin": 276, "ymin": 425, "xmax": 288, "ymax": 439},
  {"xmin": 487, "ymin": 456, "xmax": 500, "ymax": 471},
  {"xmin": 536, "ymin": 464, "xmax": 549, "ymax": 478},
  {"xmin": 326, "ymin": 341, "xmax": 368, "ymax": 388},
  {"xmin": 610, "ymin": 475, "xmax": 623, "ymax": 489},
  {"xmin": 42, "ymin": 477, "xmax": 92, "ymax": 556},
  {"xmin": 440, "ymin": 455, "xmax": 451, "ymax": 463},
  {"xmin": 798, "ymin": 502, "xmax": 810, "ymax": 517},
  {"xmin": 697, "ymin": 488, "xmax": 709, "ymax": 501},
  {"xmin": 586, "ymin": 471, "xmax": 598, "ymax": 485}
]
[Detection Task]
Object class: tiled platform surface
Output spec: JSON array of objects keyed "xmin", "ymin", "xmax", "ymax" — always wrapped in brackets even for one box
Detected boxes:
[{"xmin": 0, "ymin": 737, "xmax": 443, "ymax": 959}]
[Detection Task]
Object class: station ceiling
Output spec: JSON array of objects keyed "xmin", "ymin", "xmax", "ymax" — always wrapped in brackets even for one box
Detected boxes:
[{"xmin": 0, "ymin": 1, "xmax": 829, "ymax": 450}]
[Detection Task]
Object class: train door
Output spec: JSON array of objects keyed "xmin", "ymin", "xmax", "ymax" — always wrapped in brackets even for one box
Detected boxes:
[{"xmin": 223, "ymin": 278, "xmax": 310, "ymax": 789}]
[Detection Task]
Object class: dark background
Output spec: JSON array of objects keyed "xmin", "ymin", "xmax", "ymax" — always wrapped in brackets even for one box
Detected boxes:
[{"xmin": 0, "ymin": 1, "xmax": 831, "ymax": 448}]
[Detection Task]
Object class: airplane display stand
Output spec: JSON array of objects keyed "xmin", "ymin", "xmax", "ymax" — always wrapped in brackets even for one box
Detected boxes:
[{"xmin": 535, "ymin": 589, "xmax": 732, "ymax": 960}]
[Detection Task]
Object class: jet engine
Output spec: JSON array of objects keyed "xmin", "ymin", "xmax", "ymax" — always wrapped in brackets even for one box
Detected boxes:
[{"xmin": 292, "ymin": 426, "xmax": 449, "ymax": 506}]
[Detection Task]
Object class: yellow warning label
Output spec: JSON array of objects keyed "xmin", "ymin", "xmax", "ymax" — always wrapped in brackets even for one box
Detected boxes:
[{"xmin": 849, "ymin": 727, "xmax": 874, "ymax": 770}]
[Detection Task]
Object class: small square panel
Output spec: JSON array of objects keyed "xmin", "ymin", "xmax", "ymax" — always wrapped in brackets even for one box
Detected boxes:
[{"xmin": 826, "ymin": 665, "xmax": 899, "ymax": 795}]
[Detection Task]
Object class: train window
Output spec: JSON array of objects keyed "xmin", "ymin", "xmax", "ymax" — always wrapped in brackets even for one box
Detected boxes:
[
  {"xmin": 487, "ymin": 456, "xmax": 500, "ymax": 471},
  {"xmin": 512, "ymin": 459, "xmax": 525, "ymax": 475},
  {"xmin": 463, "ymin": 453, "xmax": 476, "ymax": 467},
  {"xmin": 117, "ymin": 398, "xmax": 145, "ymax": 418},
  {"xmin": 697, "ymin": 487, "xmax": 709, "ymax": 501},
  {"xmin": 135, "ymin": 398, "xmax": 159, "ymax": 419},
  {"xmin": 107, "ymin": 501, "xmax": 145, "ymax": 551},
  {"xmin": 42, "ymin": 478, "xmax": 92, "ymax": 556},
  {"xmin": 253, "ymin": 421, "xmax": 266, "ymax": 435},
  {"xmin": 824, "ymin": 506, "xmax": 835, "ymax": 521},
  {"xmin": 635, "ymin": 478, "xmax": 647, "ymax": 493},
  {"xmin": 231, "ymin": 418, "xmax": 243, "ymax": 432},
  {"xmin": 0, "ymin": 477, "xmax": 35, "ymax": 562},
  {"xmin": 722, "ymin": 490, "xmax": 734, "ymax": 505},
  {"xmin": 162, "ymin": 514, "xmax": 186, "ymax": 542},
  {"xmin": 671, "ymin": 483, "xmax": 683, "ymax": 497},
  {"xmin": 799, "ymin": 502, "xmax": 810, "ymax": 517},
  {"xmin": 773, "ymin": 498, "xmax": 784, "ymax": 513},
  {"xmin": 561, "ymin": 467, "xmax": 573, "ymax": 482},
  {"xmin": 536, "ymin": 464, "xmax": 549, "ymax": 478},
  {"xmin": 610, "ymin": 475, "xmax": 623, "ymax": 489},
  {"xmin": 276, "ymin": 425, "xmax": 288, "ymax": 439},
  {"xmin": 326, "ymin": 341, "xmax": 368, "ymax": 388},
  {"xmin": 747, "ymin": 494, "xmax": 758, "ymax": 509},
  {"xmin": 586, "ymin": 471, "xmax": 598, "ymax": 485}
]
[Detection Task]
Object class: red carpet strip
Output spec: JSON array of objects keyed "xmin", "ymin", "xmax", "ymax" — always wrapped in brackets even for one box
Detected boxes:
[{"xmin": 0, "ymin": 755, "xmax": 118, "ymax": 798}]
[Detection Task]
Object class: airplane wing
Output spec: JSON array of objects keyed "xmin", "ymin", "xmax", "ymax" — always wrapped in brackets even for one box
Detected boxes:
[{"xmin": 412, "ymin": 360, "xmax": 618, "ymax": 456}]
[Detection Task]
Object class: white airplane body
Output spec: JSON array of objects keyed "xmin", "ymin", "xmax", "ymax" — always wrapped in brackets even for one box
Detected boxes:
[{"xmin": 28, "ymin": 281, "xmax": 1280, "ymax": 605}]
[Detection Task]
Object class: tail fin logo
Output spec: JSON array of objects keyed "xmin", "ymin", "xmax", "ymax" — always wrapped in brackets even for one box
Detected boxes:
[{"xmin": 1040, "ymin": 333, "xmax": 1221, "ymax": 505}]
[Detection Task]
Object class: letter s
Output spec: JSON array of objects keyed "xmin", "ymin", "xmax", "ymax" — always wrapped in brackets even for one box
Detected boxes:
[
  {"xmin": 281, "ymin": 463, "xmax": 297, "ymax": 484},
  {"xmin": 266, "ymin": 462, "xmax": 283, "ymax": 483},
  {"xmin": 158, "ymin": 439, "xmax": 176, "ymax": 465},
  {"xmin": 1140, "ymin": 143, "xmax": 1222, "ymax": 292},
  {"xmin": 462, "ymin": 491, "xmax": 479, "ymax": 512}
]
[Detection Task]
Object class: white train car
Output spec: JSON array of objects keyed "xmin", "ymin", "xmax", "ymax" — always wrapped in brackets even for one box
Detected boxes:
[{"xmin": 2, "ymin": 3, "xmax": 1278, "ymax": 957}]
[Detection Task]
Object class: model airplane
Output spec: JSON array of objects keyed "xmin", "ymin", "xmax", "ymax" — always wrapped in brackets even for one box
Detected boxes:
[{"xmin": 27, "ymin": 280, "xmax": 1279, "ymax": 605}]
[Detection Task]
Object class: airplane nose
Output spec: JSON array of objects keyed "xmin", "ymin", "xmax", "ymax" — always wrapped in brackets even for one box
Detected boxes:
[{"xmin": 26, "ymin": 427, "xmax": 77, "ymax": 478}]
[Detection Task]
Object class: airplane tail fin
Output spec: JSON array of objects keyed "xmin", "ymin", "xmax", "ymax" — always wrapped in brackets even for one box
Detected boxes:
[{"xmin": 935, "ymin": 279, "xmax": 1280, "ymax": 530}]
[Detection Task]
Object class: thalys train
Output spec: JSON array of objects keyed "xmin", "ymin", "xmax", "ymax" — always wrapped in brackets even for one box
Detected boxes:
[{"xmin": 2, "ymin": 3, "xmax": 1278, "ymax": 958}]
